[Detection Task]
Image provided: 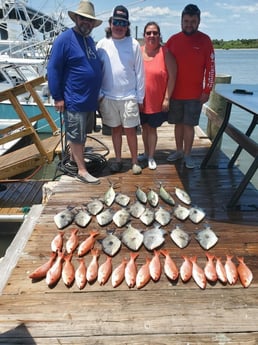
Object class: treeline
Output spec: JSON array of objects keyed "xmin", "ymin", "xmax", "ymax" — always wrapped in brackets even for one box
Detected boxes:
[{"xmin": 212, "ymin": 39, "xmax": 258, "ymax": 49}]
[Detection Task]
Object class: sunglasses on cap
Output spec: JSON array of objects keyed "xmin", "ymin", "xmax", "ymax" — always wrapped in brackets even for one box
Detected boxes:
[
  {"xmin": 112, "ymin": 19, "xmax": 128, "ymax": 27},
  {"xmin": 145, "ymin": 31, "xmax": 159, "ymax": 36}
]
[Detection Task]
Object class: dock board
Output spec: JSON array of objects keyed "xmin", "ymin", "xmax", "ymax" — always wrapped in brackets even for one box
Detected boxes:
[{"xmin": 0, "ymin": 122, "xmax": 258, "ymax": 344}]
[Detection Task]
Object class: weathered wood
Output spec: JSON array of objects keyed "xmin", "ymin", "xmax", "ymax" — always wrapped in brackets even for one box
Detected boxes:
[
  {"xmin": 0, "ymin": 120, "xmax": 258, "ymax": 344},
  {"xmin": 0, "ymin": 135, "xmax": 61, "ymax": 179}
]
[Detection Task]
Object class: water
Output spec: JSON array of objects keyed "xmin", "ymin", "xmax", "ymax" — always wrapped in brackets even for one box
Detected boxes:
[{"xmin": 199, "ymin": 49, "xmax": 258, "ymax": 188}]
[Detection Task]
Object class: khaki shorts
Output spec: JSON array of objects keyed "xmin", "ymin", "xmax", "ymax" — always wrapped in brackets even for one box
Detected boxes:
[{"xmin": 99, "ymin": 97, "xmax": 140, "ymax": 128}]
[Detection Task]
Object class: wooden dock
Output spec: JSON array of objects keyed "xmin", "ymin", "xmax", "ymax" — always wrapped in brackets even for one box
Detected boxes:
[{"xmin": 0, "ymin": 122, "xmax": 258, "ymax": 344}]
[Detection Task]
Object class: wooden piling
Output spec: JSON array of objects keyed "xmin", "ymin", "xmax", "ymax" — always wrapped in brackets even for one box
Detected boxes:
[{"xmin": 206, "ymin": 74, "xmax": 232, "ymax": 145}]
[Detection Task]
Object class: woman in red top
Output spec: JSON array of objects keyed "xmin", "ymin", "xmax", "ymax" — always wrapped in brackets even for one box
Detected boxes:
[{"xmin": 138, "ymin": 22, "xmax": 177, "ymax": 170}]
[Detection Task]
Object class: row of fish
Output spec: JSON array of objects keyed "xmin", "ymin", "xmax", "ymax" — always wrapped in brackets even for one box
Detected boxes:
[
  {"xmin": 54, "ymin": 185, "xmax": 201, "ymax": 230},
  {"xmin": 29, "ymin": 249, "xmax": 253, "ymax": 289},
  {"xmin": 54, "ymin": 203, "xmax": 205, "ymax": 230},
  {"xmin": 50, "ymin": 223, "xmax": 218, "ymax": 258}
]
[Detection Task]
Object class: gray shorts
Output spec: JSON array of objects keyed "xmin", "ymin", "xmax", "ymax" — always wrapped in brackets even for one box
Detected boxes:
[
  {"xmin": 168, "ymin": 99, "xmax": 202, "ymax": 126},
  {"xmin": 64, "ymin": 110, "xmax": 94, "ymax": 144},
  {"xmin": 99, "ymin": 98, "xmax": 140, "ymax": 128}
]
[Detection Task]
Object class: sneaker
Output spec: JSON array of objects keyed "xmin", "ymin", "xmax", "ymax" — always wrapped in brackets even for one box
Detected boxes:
[
  {"xmin": 167, "ymin": 151, "xmax": 183, "ymax": 162},
  {"xmin": 110, "ymin": 161, "xmax": 123, "ymax": 173},
  {"xmin": 138, "ymin": 153, "xmax": 148, "ymax": 161},
  {"xmin": 184, "ymin": 155, "xmax": 195, "ymax": 169},
  {"xmin": 132, "ymin": 163, "xmax": 142, "ymax": 175},
  {"xmin": 148, "ymin": 158, "xmax": 157, "ymax": 170}
]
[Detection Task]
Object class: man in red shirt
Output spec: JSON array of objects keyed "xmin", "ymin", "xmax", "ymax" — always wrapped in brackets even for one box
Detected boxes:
[{"xmin": 166, "ymin": 4, "xmax": 215, "ymax": 168}]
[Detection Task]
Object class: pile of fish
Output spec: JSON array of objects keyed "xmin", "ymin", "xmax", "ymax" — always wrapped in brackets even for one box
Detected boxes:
[
  {"xmin": 29, "ymin": 245, "xmax": 253, "ymax": 289},
  {"xmin": 28, "ymin": 183, "xmax": 253, "ymax": 290}
]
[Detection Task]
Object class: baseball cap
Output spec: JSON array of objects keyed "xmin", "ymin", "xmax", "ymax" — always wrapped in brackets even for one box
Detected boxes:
[{"xmin": 112, "ymin": 5, "xmax": 129, "ymax": 22}]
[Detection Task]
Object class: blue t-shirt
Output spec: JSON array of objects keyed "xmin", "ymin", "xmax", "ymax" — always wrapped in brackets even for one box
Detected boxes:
[{"xmin": 47, "ymin": 28, "xmax": 102, "ymax": 112}]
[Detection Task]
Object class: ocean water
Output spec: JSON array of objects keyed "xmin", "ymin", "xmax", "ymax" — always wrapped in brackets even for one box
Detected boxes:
[{"xmin": 199, "ymin": 49, "xmax": 258, "ymax": 188}]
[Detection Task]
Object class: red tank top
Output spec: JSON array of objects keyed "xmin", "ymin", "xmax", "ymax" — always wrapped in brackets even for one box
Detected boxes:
[{"xmin": 141, "ymin": 45, "xmax": 168, "ymax": 114}]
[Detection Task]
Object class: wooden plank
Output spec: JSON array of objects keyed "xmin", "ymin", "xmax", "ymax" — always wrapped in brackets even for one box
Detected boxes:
[
  {"xmin": 0, "ymin": 120, "xmax": 258, "ymax": 344},
  {"xmin": 0, "ymin": 135, "xmax": 61, "ymax": 179}
]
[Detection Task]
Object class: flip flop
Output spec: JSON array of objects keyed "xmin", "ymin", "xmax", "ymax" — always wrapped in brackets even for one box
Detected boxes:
[{"xmin": 75, "ymin": 174, "xmax": 100, "ymax": 185}]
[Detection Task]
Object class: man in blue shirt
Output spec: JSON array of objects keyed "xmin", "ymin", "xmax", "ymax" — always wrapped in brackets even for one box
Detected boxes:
[{"xmin": 47, "ymin": 0, "xmax": 102, "ymax": 184}]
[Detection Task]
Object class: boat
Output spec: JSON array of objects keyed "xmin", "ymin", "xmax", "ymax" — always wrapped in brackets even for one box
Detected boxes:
[
  {"xmin": 0, "ymin": 0, "xmax": 68, "ymax": 134},
  {"xmin": 0, "ymin": 118, "xmax": 38, "ymax": 156}
]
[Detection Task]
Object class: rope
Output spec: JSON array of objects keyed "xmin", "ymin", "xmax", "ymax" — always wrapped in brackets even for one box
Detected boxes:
[{"xmin": 54, "ymin": 112, "xmax": 109, "ymax": 180}]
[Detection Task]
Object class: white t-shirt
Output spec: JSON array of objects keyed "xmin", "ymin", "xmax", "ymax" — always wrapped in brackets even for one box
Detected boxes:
[{"xmin": 96, "ymin": 36, "xmax": 145, "ymax": 103}]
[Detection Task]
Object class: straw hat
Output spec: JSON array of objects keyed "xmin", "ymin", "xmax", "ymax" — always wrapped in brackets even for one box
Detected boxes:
[{"xmin": 68, "ymin": 1, "xmax": 102, "ymax": 28}]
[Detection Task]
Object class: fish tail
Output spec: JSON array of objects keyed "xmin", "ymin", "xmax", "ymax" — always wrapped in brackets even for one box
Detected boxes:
[{"xmin": 160, "ymin": 249, "xmax": 168, "ymax": 257}]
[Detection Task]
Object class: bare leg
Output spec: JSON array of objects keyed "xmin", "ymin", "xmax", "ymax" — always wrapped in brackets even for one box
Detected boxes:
[
  {"xmin": 174, "ymin": 123, "xmax": 184, "ymax": 152},
  {"xmin": 141, "ymin": 123, "xmax": 149, "ymax": 156},
  {"xmin": 124, "ymin": 127, "xmax": 138, "ymax": 164},
  {"xmin": 147, "ymin": 125, "xmax": 157, "ymax": 158},
  {"xmin": 111, "ymin": 125, "xmax": 123, "ymax": 161},
  {"xmin": 183, "ymin": 124, "xmax": 195, "ymax": 155},
  {"xmin": 69, "ymin": 141, "xmax": 99, "ymax": 183}
]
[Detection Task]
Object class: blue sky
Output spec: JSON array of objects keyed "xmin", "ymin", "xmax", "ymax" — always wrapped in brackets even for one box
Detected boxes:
[{"xmin": 27, "ymin": 0, "xmax": 258, "ymax": 42}]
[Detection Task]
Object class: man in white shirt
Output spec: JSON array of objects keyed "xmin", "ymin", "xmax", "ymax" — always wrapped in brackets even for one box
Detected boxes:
[{"xmin": 97, "ymin": 5, "xmax": 145, "ymax": 175}]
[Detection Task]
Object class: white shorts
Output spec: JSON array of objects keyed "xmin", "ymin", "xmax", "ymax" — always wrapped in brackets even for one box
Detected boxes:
[{"xmin": 99, "ymin": 98, "xmax": 140, "ymax": 128}]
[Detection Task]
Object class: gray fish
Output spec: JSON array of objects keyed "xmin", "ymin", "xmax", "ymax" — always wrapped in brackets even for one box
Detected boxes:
[
  {"xmin": 104, "ymin": 181, "xmax": 116, "ymax": 207},
  {"xmin": 140, "ymin": 208, "xmax": 155, "ymax": 226},
  {"xmin": 113, "ymin": 208, "xmax": 131, "ymax": 228},
  {"xmin": 147, "ymin": 189, "xmax": 159, "ymax": 207},
  {"xmin": 155, "ymin": 206, "xmax": 171, "ymax": 226},
  {"xmin": 74, "ymin": 209, "xmax": 92, "ymax": 228},
  {"xmin": 175, "ymin": 187, "xmax": 191, "ymax": 205},
  {"xmin": 115, "ymin": 193, "xmax": 130, "ymax": 207},
  {"xmin": 54, "ymin": 208, "xmax": 74, "ymax": 229},
  {"xmin": 122, "ymin": 224, "xmax": 144, "ymax": 251},
  {"xmin": 189, "ymin": 207, "xmax": 206, "ymax": 224},
  {"xmin": 143, "ymin": 224, "xmax": 167, "ymax": 251},
  {"xmin": 170, "ymin": 225, "xmax": 191, "ymax": 249},
  {"xmin": 129, "ymin": 201, "xmax": 146, "ymax": 218},
  {"xmin": 135, "ymin": 186, "xmax": 147, "ymax": 204},
  {"xmin": 159, "ymin": 183, "xmax": 175, "ymax": 206},
  {"xmin": 87, "ymin": 199, "xmax": 104, "ymax": 215},
  {"xmin": 102, "ymin": 231, "xmax": 122, "ymax": 256},
  {"xmin": 195, "ymin": 226, "xmax": 218, "ymax": 250},
  {"xmin": 96, "ymin": 208, "xmax": 114, "ymax": 226},
  {"xmin": 173, "ymin": 204, "xmax": 190, "ymax": 221}
]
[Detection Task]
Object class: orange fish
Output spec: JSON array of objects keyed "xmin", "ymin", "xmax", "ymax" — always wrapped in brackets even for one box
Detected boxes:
[
  {"xmin": 98, "ymin": 256, "xmax": 112, "ymax": 286},
  {"xmin": 190, "ymin": 256, "xmax": 207, "ymax": 289},
  {"xmin": 225, "ymin": 255, "xmax": 238, "ymax": 285},
  {"xmin": 237, "ymin": 256, "xmax": 253, "ymax": 288},
  {"xmin": 160, "ymin": 249, "xmax": 179, "ymax": 281},
  {"xmin": 51, "ymin": 231, "xmax": 64, "ymax": 252},
  {"xmin": 136, "ymin": 257, "xmax": 151, "ymax": 289},
  {"xmin": 77, "ymin": 230, "xmax": 99, "ymax": 257},
  {"xmin": 29, "ymin": 252, "xmax": 57, "ymax": 280},
  {"xmin": 62, "ymin": 253, "xmax": 75, "ymax": 287},
  {"xmin": 204, "ymin": 252, "xmax": 217, "ymax": 282},
  {"xmin": 46, "ymin": 250, "xmax": 64, "ymax": 286},
  {"xmin": 75, "ymin": 258, "xmax": 87, "ymax": 290},
  {"xmin": 86, "ymin": 248, "xmax": 100, "ymax": 283},
  {"xmin": 125, "ymin": 252, "xmax": 138, "ymax": 288},
  {"xmin": 66, "ymin": 228, "xmax": 79, "ymax": 254},
  {"xmin": 180, "ymin": 255, "xmax": 192, "ymax": 282},
  {"xmin": 215, "ymin": 256, "xmax": 227, "ymax": 284},
  {"xmin": 111, "ymin": 258, "xmax": 127, "ymax": 288},
  {"xmin": 149, "ymin": 250, "xmax": 162, "ymax": 281}
]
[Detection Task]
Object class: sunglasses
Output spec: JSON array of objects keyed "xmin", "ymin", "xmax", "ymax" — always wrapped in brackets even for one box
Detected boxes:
[
  {"xmin": 112, "ymin": 19, "xmax": 128, "ymax": 27},
  {"xmin": 145, "ymin": 31, "xmax": 159, "ymax": 36}
]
